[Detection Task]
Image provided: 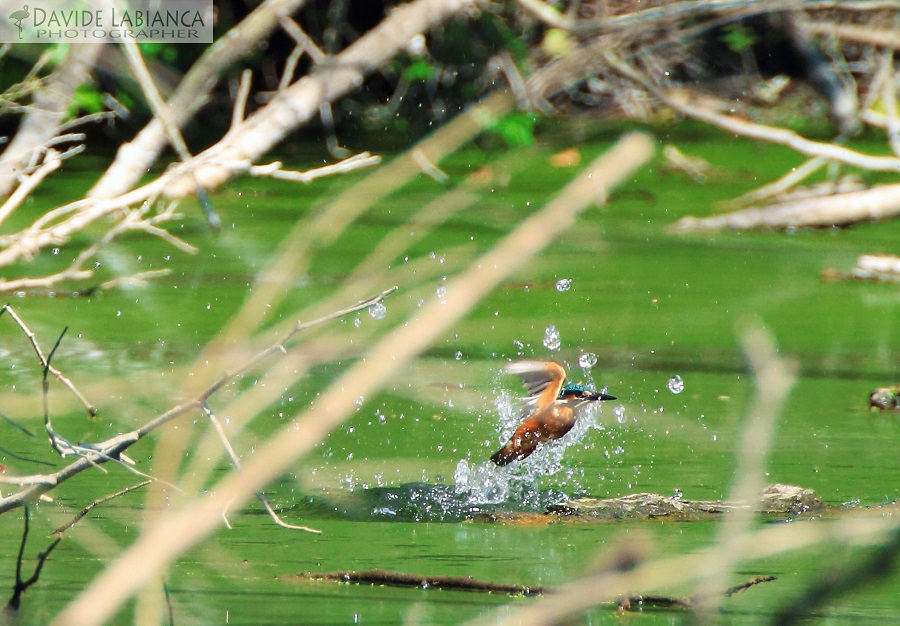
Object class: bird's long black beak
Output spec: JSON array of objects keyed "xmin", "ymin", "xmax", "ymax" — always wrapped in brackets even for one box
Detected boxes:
[{"xmin": 588, "ymin": 391, "xmax": 617, "ymax": 401}]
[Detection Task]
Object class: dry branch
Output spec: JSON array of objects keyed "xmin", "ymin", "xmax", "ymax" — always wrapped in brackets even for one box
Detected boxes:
[
  {"xmin": 5, "ymin": 506, "xmax": 61, "ymax": 613},
  {"xmin": 290, "ymin": 569, "xmax": 546, "ymax": 595},
  {"xmin": 161, "ymin": 0, "xmax": 477, "ymax": 197},
  {"xmin": 89, "ymin": 0, "xmax": 311, "ymax": 199},
  {"xmin": 672, "ymin": 183, "xmax": 900, "ymax": 231},
  {"xmin": 606, "ymin": 52, "xmax": 900, "ymax": 172},
  {"xmin": 51, "ymin": 481, "xmax": 152, "ymax": 537},
  {"xmin": 0, "ymin": 44, "xmax": 105, "ymax": 198}
]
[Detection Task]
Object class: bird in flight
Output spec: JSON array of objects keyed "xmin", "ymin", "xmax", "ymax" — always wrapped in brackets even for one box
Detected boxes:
[{"xmin": 491, "ymin": 361, "xmax": 616, "ymax": 466}]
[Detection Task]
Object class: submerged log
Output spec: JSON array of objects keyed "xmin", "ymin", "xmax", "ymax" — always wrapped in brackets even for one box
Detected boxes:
[
  {"xmin": 283, "ymin": 568, "xmax": 776, "ymax": 608},
  {"xmin": 870, "ymin": 386, "xmax": 900, "ymax": 412},
  {"xmin": 546, "ymin": 484, "xmax": 825, "ymax": 521},
  {"xmin": 282, "ymin": 568, "xmax": 546, "ymax": 596}
]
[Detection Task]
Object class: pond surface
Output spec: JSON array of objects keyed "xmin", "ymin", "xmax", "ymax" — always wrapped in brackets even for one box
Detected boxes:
[{"xmin": 0, "ymin": 122, "xmax": 898, "ymax": 624}]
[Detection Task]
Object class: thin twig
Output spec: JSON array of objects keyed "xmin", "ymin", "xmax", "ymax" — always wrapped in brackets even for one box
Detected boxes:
[
  {"xmin": 121, "ymin": 39, "xmax": 192, "ymax": 164},
  {"xmin": 0, "ymin": 151, "xmax": 62, "ymax": 228},
  {"xmin": 0, "ymin": 305, "xmax": 95, "ymax": 416},
  {"xmin": 203, "ymin": 404, "xmax": 321, "ymax": 533},
  {"xmin": 6, "ymin": 506, "xmax": 62, "ymax": 612},
  {"xmin": 231, "ymin": 69, "xmax": 253, "ymax": 130},
  {"xmin": 606, "ymin": 51, "xmax": 900, "ymax": 171},
  {"xmin": 52, "ymin": 481, "xmax": 152, "ymax": 537}
]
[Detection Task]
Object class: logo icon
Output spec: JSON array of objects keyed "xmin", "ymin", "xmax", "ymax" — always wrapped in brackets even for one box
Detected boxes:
[{"xmin": 8, "ymin": 5, "xmax": 28, "ymax": 39}]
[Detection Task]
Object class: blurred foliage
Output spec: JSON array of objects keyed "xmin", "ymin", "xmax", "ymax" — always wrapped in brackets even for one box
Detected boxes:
[
  {"xmin": 488, "ymin": 111, "xmax": 538, "ymax": 147},
  {"xmin": 720, "ymin": 24, "xmax": 759, "ymax": 54}
]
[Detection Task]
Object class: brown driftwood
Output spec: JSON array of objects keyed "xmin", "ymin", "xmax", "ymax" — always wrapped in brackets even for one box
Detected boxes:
[
  {"xmin": 617, "ymin": 576, "xmax": 777, "ymax": 612},
  {"xmin": 283, "ymin": 569, "xmax": 546, "ymax": 596},
  {"xmin": 283, "ymin": 568, "xmax": 776, "ymax": 611}
]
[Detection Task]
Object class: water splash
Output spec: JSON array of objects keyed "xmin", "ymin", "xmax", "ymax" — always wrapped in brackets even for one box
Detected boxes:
[
  {"xmin": 368, "ymin": 302, "xmax": 386, "ymax": 320},
  {"xmin": 542, "ymin": 324, "xmax": 561, "ymax": 350},
  {"xmin": 555, "ymin": 278, "xmax": 572, "ymax": 292},
  {"xmin": 667, "ymin": 375, "xmax": 684, "ymax": 394}
]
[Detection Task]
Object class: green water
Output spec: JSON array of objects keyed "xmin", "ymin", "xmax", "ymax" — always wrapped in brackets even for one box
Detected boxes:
[{"xmin": 1, "ymin": 123, "xmax": 898, "ymax": 624}]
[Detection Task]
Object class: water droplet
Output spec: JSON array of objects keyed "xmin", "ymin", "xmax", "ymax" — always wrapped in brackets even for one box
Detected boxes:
[
  {"xmin": 369, "ymin": 302, "xmax": 386, "ymax": 320},
  {"xmin": 578, "ymin": 352, "xmax": 598, "ymax": 368},
  {"xmin": 353, "ymin": 317, "xmax": 361, "ymax": 327},
  {"xmin": 436, "ymin": 285, "xmax": 447, "ymax": 301},
  {"xmin": 455, "ymin": 351, "xmax": 463, "ymax": 361},
  {"xmin": 667, "ymin": 375, "xmax": 684, "ymax": 394},
  {"xmin": 52, "ymin": 247, "xmax": 60, "ymax": 255},
  {"xmin": 555, "ymin": 278, "xmax": 572, "ymax": 292},
  {"xmin": 543, "ymin": 324, "xmax": 561, "ymax": 350},
  {"xmin": 614, "ymin": 405, "xmax": 626, "ymax": 424}
]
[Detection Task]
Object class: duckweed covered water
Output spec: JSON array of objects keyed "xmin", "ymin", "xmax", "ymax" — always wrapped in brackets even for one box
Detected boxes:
[{"xmin": 0, "ymin": 124, "xmax": 898, "ymax": 623}]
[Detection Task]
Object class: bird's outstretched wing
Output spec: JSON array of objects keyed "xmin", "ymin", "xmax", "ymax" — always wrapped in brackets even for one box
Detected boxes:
[{"xmin": 505, "ymin": 361, "xmax": 567, "ymax": 415}]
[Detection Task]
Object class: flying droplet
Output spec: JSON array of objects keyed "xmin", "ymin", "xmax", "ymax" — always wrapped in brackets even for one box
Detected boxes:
[
  {"xmin": 578, "ymin": 352, "xmax": 598, "ymax": 368},
  {"xmin": 369, "ymin": 302, "xmax": 386, "ymax": 320},
  {"xmin": 543, "ymin": 324, "xmax": 561, "ymax": 350},
  {"xmin": 556, "ymin": 278, "xmax": 572, "ymax": 292},
  {"xmin": 614, "ymin": 405, "xmax": 626, "ymax": 424},
  {"xmin": 667, "ymin": 375, "xmax": 684, "ymax": 394}
]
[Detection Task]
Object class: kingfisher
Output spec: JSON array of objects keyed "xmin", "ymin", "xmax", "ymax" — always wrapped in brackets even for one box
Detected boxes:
[{"xmin": 491, "ymin": 360, "xmax": 616, "ymax": 466}]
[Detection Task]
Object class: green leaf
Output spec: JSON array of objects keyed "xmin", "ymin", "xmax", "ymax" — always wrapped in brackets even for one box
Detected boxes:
[
  {"xmin": 720, "ymin": 25, "xmax": 757, "ymax": 54},
  {"xmin": 489, "ymin": 112, "xmax": 537, "ymax": 147},
  {"xmin": 402, "ymin": 59, "xmax": 435, "ymax": 83},
  {"xmin": 69, "ymin": 83, "xmax": 104, "ymax": 115}
]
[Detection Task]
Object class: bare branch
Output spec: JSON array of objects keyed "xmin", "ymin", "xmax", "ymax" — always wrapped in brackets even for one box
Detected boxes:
[
  {"xmin": 203, "ymin": 404, "xmax": 321, "ymax": 533},
  {"xmin": 0, "ymin": 305, "xmax": 95, "ymax": 417},
  {"xmin": 672, "ymin": 182, "xmax": 900, "ymax": 231},
  {"xmin": 90, "ymin": 0, "xmax": 312, "ymax": 199},
  {"xmin": 51, "ymin": 481, "xmax": 152, "ymax": 537},
  {"xmin": 0, "ymin": 151, "xmax": 62, "ymax": 228},
  {"xmin": 606, "ymin": 52, "xmax": 900, "ymax": 171}
]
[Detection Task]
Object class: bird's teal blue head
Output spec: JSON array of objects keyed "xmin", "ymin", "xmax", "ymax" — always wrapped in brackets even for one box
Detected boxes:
[
  {"xmin": 559, "ymin": 382, "xmax": 617, "ymax": 402},
  {"xmin": 559, "ymin": 383, "xmax": 589, "ymax": 398}
]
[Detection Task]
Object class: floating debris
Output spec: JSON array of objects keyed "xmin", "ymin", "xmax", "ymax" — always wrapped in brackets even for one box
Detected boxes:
[{"xmin": 869, "ymin": 385, "xmax": 900, "ymax": 412}]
